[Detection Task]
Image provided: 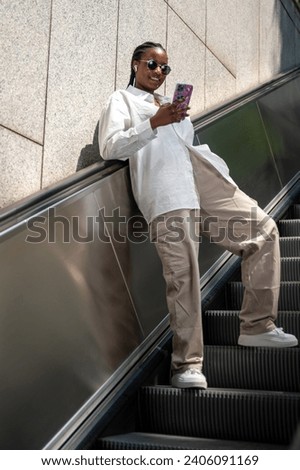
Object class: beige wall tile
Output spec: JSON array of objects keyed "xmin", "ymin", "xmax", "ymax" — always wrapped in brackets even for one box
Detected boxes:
[
  {"xmin": 166, "ymin": 8, "xmax": 205, "ymax": 117},
  {"xmin": 42, "ymin": 0, "xmax": 119, "ymax": 187},
  {"xmin": 205, "ymin": 50, "xmax": 236, "ymax": 110},
  {"xmin": 0, "ymin": 127, "xmax": 42, "ymax": 208},
  {"xmin": 116, "ymin": 0, "xmax": 168, "ymax": 91},
  {"xmin": 206, "ymin": 0, "xmax": 237, "ymax": 76},
  {"xmin": 168, "ymin": 0, "xmax": 206, "ymax": 42},
  {"xmin": 259, "ymin": 0, "xmax": 282, "ymax": 82},
  {"xmin": 236, "ymin": 0, "xmax": 260, "ymax": 94},
  {"xmin": 0, "ymin": 0, "xmax": 51, "ymax": 143}
]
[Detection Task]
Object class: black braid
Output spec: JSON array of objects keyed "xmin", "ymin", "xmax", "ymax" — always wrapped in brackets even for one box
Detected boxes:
[{"xmin": 127, "ymin": 41, "xmax": 166, "ymax": 87}]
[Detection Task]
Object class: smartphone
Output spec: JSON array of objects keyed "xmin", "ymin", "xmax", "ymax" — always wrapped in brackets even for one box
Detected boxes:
[{"xmin": 172, "ymin": 83, "xmax": 193, "ymax": 116}]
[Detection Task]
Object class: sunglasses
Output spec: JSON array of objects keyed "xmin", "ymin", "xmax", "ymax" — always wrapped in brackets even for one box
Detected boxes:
[{"xmin": 139, "ymin": 59, "xmax": 171, "ymax": 75}]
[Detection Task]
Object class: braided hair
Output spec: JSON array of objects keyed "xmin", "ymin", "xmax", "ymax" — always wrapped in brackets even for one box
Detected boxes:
[{"xmin": 128, "ymin": 41, "xmax": 167, "ymax": 87}]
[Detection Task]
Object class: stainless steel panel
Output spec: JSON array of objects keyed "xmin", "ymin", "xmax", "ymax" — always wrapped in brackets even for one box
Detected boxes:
[
  {"xmin": 194, "ymin": 102, "xmax": 283, "ymax": 273},
  {"xmin": 257, "ymin": 76, "xmax": 300, "ymax": 185},
  {"xmin": 93, "ymin": 167, "xmax": 168, "ymax": 336},
  {"xmin": 196, "ymin": 102, "xmax": 282, "ymax": 206},
  {"xmin": 0, "ymin": 186, "xmax": 143, "ymax": 449}
]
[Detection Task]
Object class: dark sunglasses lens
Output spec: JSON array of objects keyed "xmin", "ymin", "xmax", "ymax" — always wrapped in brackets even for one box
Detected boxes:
[
  {"xmin": 147, "ymin": 60, "xmax": 158, "ymax": 70},
  {"xmin": 161, "ymin": 65, "xmax": 171, "ymax": 75}
]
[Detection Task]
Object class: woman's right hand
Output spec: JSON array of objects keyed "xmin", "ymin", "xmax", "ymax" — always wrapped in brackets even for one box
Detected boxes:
[{"xmin": 150, "ymin": 102, "xmax": 189, "ymax": 130}]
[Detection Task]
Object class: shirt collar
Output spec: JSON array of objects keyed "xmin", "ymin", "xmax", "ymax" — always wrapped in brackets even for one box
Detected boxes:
[{"xmin": 127, "ymin": 85, "xmax": 169, "ymax": 105}]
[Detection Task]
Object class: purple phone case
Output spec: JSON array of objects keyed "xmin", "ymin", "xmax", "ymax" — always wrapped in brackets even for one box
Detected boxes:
[{"xmin": 172, "ymin": 83, "xmax": 193, "ymax": 112}]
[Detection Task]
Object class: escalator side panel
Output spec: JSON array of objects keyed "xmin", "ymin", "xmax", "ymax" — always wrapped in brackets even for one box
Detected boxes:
[
  {"xmin": 257, "ymin": 76, "xmax": 300, "ymax": 185},
  {"xmin": 0, "ymin": 186, "xmax": 144, "ymax": 449},
  {"xmin": 195, "ymin": 101, "xmax": 282, "ymax": 208},
  {"xmin": 93, "ymin": 167, "xmax": 168, "ymax": 336},
  {"xmin": 194, "ymin": 100, "xmax": 283, "ymax": 274}
]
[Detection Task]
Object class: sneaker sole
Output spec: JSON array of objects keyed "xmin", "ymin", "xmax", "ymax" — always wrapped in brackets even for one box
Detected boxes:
[
  {"xmin": 171, "ymin": 378, "xmax": 208, "ymax": 389},
  {"xmin": 238, "ymin": 336, "xmax": 298, "ymax": 348}
]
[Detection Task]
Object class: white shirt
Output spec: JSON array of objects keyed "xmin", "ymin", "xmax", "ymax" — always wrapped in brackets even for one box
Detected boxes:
[{"xmin": 99, "ymin": 85, "xmax": 236, "ymax": 224}]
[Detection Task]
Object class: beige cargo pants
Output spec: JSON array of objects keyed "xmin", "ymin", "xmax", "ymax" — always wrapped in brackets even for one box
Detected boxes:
[{"xmin": 150, "ymin": 153, "xmax": 280, "ymax": 374}]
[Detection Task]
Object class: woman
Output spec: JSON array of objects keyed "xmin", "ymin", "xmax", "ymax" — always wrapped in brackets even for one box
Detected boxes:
[{"xmin": 99, "ymin": 41, "xmax": 298, "ymax": 389}]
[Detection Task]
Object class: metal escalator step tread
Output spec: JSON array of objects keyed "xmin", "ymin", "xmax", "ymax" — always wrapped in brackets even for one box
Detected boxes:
[
  {"xmin": 281, "ymin": 257, "xmax": 300, "ymax": 280},
  {"xmin": 97, "ymin": 431, "xmax": 285, "ymax": 450},
  {"xmin": 278, "ymin": 220, "xmax": 300, "ymax": 237},
  {"xmin": 139, "ymin": 387, "xmax": 300, "ymax": 445},
  {"xmin": 227, "ymin": 281, "xmax": 300, "ymax": 310},
  {"xmin": 279, "ymin": 237, "xmax": 300, "ymax": 257},
  {"xmin": 203, "ymin": 346, "xmax": 300, "ymax": 392},
  {"xmin": 203, "ymin": 310, "xmax": 300, "ymax": 345},
  {"xmin": 214, "ymin": 257, "xmax": 300, "ymax": 282},
  {"xmin": 286, "ymin": 204, "xmax": 300, "ymax": 219},
  {"xmin": 278, "ymin": 282, "xmax": 300, "ymax": 310}
]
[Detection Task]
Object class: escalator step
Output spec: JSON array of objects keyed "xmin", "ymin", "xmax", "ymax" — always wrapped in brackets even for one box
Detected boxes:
[
  {"xmin": 203, "ymin": 310, "xmax": 300, "ymax": 345},
  {"xmin": 281, "ymin": 257, "xmax": 300, "ymax": 281},
  {"xmin": 227, "ymin": 281, "xmax": 300, "ymax": 310},
  {"xmin": 138, "ymin": 386, "xmax": 300, "ymax": 445},
  {"xmin": 286, "ymin": 204, "xmax": 300, "ymax": 219},
  {"xmin": 224, "ymin": 258, "xmax": 300, "ymax": 281},
  {"xmin": 279, "ymin": 237, "xmax": 300, "ymax": 257},
  {"xmin": 97, "ymin": 431, "xmax": 285, "ymax": 450},
  {"xmin": 278, "ymin": 220, "xmax": 300, "ymax": 237},
  {"xmin": 203, "ymin": 346, "xmax": 300, "ymax": 392}
]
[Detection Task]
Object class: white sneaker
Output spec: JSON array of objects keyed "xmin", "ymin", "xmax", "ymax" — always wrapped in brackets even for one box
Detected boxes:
[
  {"xmin": 238, "ymin": 327, "xmax": 298, "ymax": 348},
  {"xmin": 171, "ymin": 369, "xmax": 208, "ymax": 389}
]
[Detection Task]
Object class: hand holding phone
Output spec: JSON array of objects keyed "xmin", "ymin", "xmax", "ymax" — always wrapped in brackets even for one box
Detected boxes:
[
  {"xmin": 172, "ymin": 83, "xmax": 193, "ymax": 117},
  {"xmin": 150, "ymin": 83, "xmax": 193, "ymax": 129}
]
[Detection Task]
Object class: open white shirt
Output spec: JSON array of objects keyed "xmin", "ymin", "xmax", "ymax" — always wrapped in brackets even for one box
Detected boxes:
[{"xmin": 99, "ymin": 85, "xmax": 236, "ymax": 224}]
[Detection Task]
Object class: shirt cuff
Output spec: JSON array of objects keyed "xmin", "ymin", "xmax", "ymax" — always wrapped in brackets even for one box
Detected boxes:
[{"xmin": 135, "ymin": 118, "xmax": 157, "ymax": 142}]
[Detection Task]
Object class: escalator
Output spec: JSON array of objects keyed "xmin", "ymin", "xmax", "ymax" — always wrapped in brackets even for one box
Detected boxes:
[
  {"xmin": 96, "ymin": 200, "xmax": 300, "ymax": 450},
  {"xmin": 0, "ymin": 68, "xmax": 299, "ymax": 450}
]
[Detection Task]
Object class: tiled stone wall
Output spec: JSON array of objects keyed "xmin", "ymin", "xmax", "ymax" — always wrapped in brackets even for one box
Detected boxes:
[{"xmin": 1, "ymin": 0, "xmax": 300, "ymax": 208}]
